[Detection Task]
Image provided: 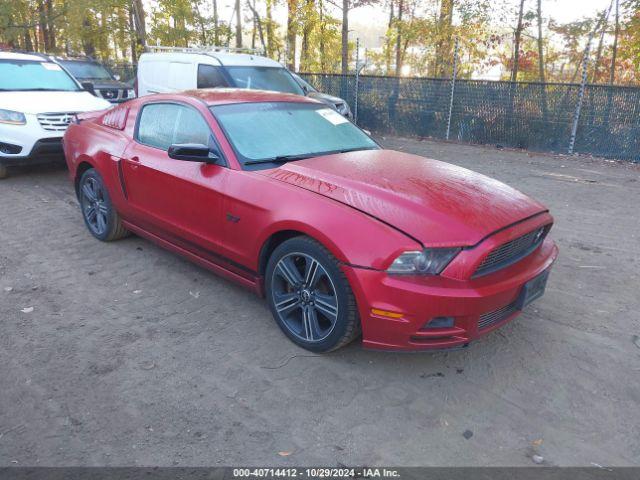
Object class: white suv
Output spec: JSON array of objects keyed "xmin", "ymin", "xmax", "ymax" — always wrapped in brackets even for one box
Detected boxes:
[{"xmin": 0, "ymin": 52, "xmax": 112, "ymax": 178}]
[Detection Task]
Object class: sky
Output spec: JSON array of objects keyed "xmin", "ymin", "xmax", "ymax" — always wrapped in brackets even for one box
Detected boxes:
[{"xmin": 542, "ymin": 0, "xmax": 611, "ymax": 23}]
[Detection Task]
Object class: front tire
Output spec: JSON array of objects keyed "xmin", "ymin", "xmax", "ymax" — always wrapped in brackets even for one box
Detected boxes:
[
  {"xmin": 265, "ymin": 236, "xmax": 360, "ymax": 353},
  {"xmin": 78, "ymin": 168, "xmax": 129, "ymax": 241}
]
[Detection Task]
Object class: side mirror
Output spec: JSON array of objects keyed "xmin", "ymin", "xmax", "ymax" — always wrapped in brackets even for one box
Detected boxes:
[
  {"xmin": 114, "ymin": 74, "xmax": 121, "ymax": 81},
  {"xmin": 301, "ymin": 84, "xmax": 310, "ymax": 95},
  {"xmin": 168, "ymin": 143, "xmax": 220, "ymax": 163},
  {"xmin": 81, "ymin": 82, "xmax": 96, "ymax": 95},
  {"xmin": 362, "ymin": 129, "xmax": 372, "ymax": 136}
]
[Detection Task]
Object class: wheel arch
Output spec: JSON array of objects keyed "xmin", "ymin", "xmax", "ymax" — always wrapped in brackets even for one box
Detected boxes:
[
  {"xmin": 257, "ymin": 223, "xmax": 351, "ymax": 278},
  {"xmin": 74, "ymin": 157, "xmax": 97, "ymax": 199}
]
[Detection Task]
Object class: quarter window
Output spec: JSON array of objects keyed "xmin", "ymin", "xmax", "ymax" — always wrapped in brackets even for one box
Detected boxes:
[
  {"xmin": 136, "ymin": 103, "xmax": 212, "ymax": 150},
  {"xmin": 197, "ymin": 65, "xmax": 228, "ymax": 89}
]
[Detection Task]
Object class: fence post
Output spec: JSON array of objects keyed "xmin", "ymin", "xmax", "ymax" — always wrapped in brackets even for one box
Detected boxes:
[
  {"xmin": 354, "ymin": 37, "xmax": 360, "ymax": 124},
  {"xmin": 568, "ymin": 37, "xmax": 593, "ymax": 154},
  {"xmin": 446, "ymin": 37, "xmax": 459, "ymax": 141}
]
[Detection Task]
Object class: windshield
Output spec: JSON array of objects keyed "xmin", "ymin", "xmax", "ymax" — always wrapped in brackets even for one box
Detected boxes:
[
  {"xmin": 0, "ymin": 60, "xmax": 80, "ymax": 91},
  {"xmin": 225, "ymin": 67, "xmax": 304, "ymax": 95},
  {"xmin": 293, "ymin": 73, "xmax": 317, "ymax": 92},
  {"xmin": 211, "ymin": 102, "xmax": 378, "ymax": 168},
  {"xmin": 60, "ymin": 61, "xmax": 113, "ymax": 80}
]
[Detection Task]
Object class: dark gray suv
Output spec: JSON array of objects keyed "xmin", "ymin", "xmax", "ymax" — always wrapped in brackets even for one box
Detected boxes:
[{"xmin": 57, "ymin": 58, "xmax": 135, "ymax": 104}]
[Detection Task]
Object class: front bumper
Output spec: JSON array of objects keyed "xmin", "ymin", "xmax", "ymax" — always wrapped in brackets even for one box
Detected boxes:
[
  {"xmin": 0, "ymin": 114, "xmax": 66, "ymax": 166},
  {"xmin": 0, "ymin": 138, "xmax": 64, "ymax": 166},
  {"xmin": 344, "ymin": 220, "xmax": 559, "ymax": 351}
]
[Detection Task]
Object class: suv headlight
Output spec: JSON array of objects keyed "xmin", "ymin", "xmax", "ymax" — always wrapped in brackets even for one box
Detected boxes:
[
  {"xmin": 0, "ymin": 109, "xmax": 27, "ymax": 125},
  {"xmin": 387, "ymin": 248, "xmax": 461, "ymax": 275}
]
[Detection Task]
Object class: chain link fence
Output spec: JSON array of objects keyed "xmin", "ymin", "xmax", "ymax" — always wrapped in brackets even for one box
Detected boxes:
[
  {"xmin": 299, "ymin": 73, "xmax": 640, "ymax": 163},
  {"xmin": 105, "ymin": 62, "xmax": 640, "ymax": 162}
]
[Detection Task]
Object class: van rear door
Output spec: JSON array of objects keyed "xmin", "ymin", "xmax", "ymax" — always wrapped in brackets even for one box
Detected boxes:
[{"xmin": 138, "ymin": 59, "xmax": 196, "ymax": 96}]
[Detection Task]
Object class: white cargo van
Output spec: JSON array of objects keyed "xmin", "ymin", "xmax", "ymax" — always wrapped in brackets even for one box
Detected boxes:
[{"xmin": 136, "ymin": 46, "xmax": 306, "ymax": 97}]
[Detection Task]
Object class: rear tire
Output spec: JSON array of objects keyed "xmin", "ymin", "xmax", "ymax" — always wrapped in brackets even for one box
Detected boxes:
[
  {"xmin": 78, "ymin": 168, "xmax": 129, "ymax": 241},
  {"xmin": 0, "ymin": 165, "xmax": 8, "ymax": 179},
  {"xmin": 265, "ymin": 236, "xmax": 360, "ymax": 353}
]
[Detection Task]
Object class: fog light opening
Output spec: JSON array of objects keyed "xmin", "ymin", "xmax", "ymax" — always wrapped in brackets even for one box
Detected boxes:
[
  {"xmin": 423, "ymin": 316, "xmax": 455, "ymax": 329},
  {"xmin": 0, "ymin": 142, "xmax": 22, "ymax": 155}
]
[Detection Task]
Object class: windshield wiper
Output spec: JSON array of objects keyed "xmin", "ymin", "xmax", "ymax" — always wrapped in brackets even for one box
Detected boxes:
[
  {"xmin": 337, "ymin": 146, "xmax": 378, "ymax": 154},
  {"xmin": 243, "ymin": 147, "xmax": 378, "ymax": 166},
  {"xmin": 244, "ymin": 153, "xmax": 317, "ymax": 166}
]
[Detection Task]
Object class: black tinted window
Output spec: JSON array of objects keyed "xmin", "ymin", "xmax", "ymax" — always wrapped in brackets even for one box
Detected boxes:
[
  {"xmin": 137, "ymin": 103, "xmax": 211, "ymax": 150},
  {"xmin": 225, "ymin": 66, "xmax": 304, "ymax": 95},
  {"xmin": 197, "ymin": 65, "xmax": 228, "ymax": 88}
]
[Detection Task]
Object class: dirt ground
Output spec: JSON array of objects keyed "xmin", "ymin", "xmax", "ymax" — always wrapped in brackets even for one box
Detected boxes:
[{"xmin": 1, "ymin": 138, "xmax": 639, "ymax": 467}]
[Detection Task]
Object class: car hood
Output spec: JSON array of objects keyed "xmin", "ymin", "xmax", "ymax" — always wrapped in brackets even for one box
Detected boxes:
[
  {"xmin": 264, "ymin": 150, "xmax": 548, "ymax": 247},
  {"xmin": 89, "ymin": 79, "xmax": 130, "ymax": 89},
  {"xmin": 0, "ymin": 91, "xmax": 111, "ymax": 114},
  {"xmin": 308, "ymin": 91, "xmax": 345, "ymax": 105}
]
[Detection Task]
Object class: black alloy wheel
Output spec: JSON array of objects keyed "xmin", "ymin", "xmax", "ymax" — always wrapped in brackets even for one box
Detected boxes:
[{"xmin": 265, "ymin": 236, "xmax": 360, "ymax": 352}]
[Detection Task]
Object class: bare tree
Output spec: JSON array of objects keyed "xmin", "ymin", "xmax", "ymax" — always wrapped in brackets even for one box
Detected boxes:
[
  {"xmin": 609, "ymin": 0, "xmax": 620, "ymax": 84},
  {"xmin": 235, "ymin": 0, "xmax": 242, "ymax": 48},
  {"xmin": 395, "ymin": 0, "xmax": 403, "ymax": 76},
  {"xmin": 536, "ymin": 0, "xmax": 545, "ymax": 82},
  {"xmin": 130, "ymin": 0, "xmax": 147, "ymax": 56},
  {"xmin": 213, "ymin": 0, "xmax": 219, "ymax": 45},
  {"xmin": 591, "ymin": 0, "xmax": 614, "ymax": 83},
  {"xmin": 385, "ymin": 0, "xmax": 394, "ymax": 74},
  {"xmin": 300, "ymin": 0, "xmax": 315, "ymax": 70},
  {"xmin": 246, "ymin": 0, "xmax": 266, "ymax": 52},
  {"xmin": 341, "ymin": 0, "xmax": 349, "ymax": 74},
  {"xmin": 266, "ymin": 0, "xmax": 275, "ymax": 56},
  {"xmin": 434, "ymin": 0, "xmax": 455, "ymax": 77},
  {"xmin": 511, "ymin": 0, "xmax": 525, "ymax": 82},
  {"xmin": 327, "ymin": 0, "xmax": 377, "ymax": 75},
  {"xmin": 286, "ymin": 0, "xmax": 297, "ymax": 69}
]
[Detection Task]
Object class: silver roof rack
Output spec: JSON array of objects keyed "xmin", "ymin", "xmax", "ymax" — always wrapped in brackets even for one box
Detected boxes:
[{"xmin": 146, "ymin": 45, "xmax": 265, "ymax": 56}]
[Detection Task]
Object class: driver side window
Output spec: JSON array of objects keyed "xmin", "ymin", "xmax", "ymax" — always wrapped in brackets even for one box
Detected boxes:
[
  {"xmin": 136, "ymin": 103, "xmax": 211, "ymax": 150},
  {"xmin": 174, "ymin": 106, "xmax": 211, "ymax": 145}
]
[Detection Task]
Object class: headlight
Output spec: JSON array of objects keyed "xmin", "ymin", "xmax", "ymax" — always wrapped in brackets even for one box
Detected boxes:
[
  {"xmin": 387, "ymin": 248, "xmax": 461, "ymax": 275},
  {"xmin": 0, "ymin": 109, "xmax": 27, "ymax": 125}
]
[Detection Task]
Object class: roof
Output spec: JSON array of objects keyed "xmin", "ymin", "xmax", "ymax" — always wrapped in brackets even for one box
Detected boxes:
[
  {"xmin": 181, "ymin": 88, "xmax": 320, "ymax": 106},
  {"xmin": 139, "ymin": 51, "xmax": 281, "ymax": 68},
  {"xmin": 209, "ymin": 52, "xmax": 281, "ymax": 68},
  {"xmin": 0, "ymin": 52, "xmax": 48, "ymax": 62},
  {"xmin": 56, "ymin": 57, "xmax": 100, "ymax": 64}
]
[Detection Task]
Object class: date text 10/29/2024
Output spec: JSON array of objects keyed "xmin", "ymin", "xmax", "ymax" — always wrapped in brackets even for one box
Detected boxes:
[{"xmin": 233, "ymin": 468, "xmax": 401, "ymax": 478}]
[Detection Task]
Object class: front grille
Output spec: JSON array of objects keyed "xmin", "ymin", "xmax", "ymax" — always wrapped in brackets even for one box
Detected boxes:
[
  {"xmin": 478, "ymin": 301, "xmax": 518, "ymax": 330},
  {"xmin": 474, "ymin": 225, "xmax": 550, "ymax": 277},
  {"xmin": 98, "ymin": 89, "xmax": 120, "ymax": 100},
  {"xmin": 37, "ymin": 112, "xmax": 76, "ymax": 132}
]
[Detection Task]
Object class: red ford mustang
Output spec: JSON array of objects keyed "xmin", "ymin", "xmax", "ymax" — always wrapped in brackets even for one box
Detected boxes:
[{"xmin": 63, "ymin": 89, "xmax": 558, "ymax": 352}]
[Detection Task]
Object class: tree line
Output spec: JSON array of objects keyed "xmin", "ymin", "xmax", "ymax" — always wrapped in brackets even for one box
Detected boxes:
[{"xmin": 0, "ymin": 0, "xmax": 639, "ymax": 84}]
